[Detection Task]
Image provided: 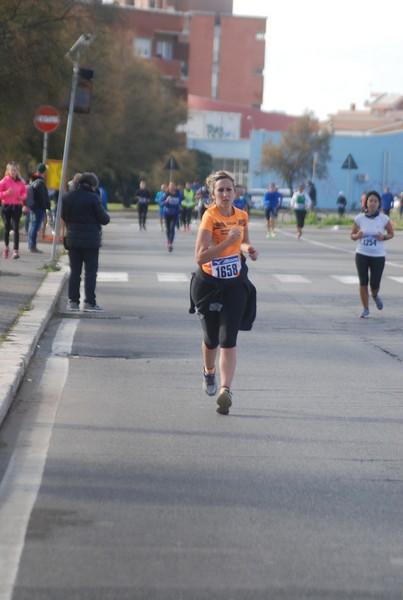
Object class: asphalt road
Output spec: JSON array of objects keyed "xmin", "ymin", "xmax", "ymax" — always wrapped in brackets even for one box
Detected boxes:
[{"xmin": 0, "ymin": 213, "xmax": 402, "ymax": 600}]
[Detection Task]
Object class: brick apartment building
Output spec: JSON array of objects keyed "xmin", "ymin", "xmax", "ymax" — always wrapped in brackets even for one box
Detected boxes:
[
  {"xmin": 109, "ymin": 0, "xmax": 299, "ymax": 187},
  {"xmin": 112, "ymin": 0, "xmax": 266, "ymax": 110}
]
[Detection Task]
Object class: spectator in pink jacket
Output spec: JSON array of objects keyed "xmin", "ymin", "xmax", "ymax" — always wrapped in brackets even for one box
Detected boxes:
[{"xmin": 0, "ymin": 161, "xmax": 27, "ymax": 259}]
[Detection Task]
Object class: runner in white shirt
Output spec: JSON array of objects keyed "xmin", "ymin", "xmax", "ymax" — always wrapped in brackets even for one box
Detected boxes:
[{"xmin": 350, "ymin": 190, "xmax": 394, "ymax": 318}]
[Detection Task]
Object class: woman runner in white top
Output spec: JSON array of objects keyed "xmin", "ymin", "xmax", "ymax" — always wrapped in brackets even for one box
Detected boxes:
[{"xmin": 350, "ymin": 190, "xmax": 394, "ymax": 318}]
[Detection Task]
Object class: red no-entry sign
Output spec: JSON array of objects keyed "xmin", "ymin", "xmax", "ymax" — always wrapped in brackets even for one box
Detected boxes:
[{"xmin": 34, "ymin": 105, "xmax": 61, "ymax": 133}]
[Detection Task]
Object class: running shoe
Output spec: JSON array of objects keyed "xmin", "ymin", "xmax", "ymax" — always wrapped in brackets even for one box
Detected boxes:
[
  {"xmin": 203, "ymin": 369, "xmax": 217, "ymax": 396},
  {"xmin": 12, "ymin": 250, "xmax": 19, "ymax": 259},
  {"xmin": 216, "ymin": 388, "xmax": 232, "ymax": 415},
  {"xmin": 373, "ymin": 295, "xmax": 383, "ymax": 310},
  {"xmin": 359, "ymin": 308, "xmax": 369, "ymax": 319},
  {"xmin": 3, "ymin": 247, "xmax": 9, "ymax": 259},
  {"xmin": 83, "ymin": 303, "xmax": 104, "ymax": 312},
  {"xmin": 168, "ymin": 244, "xmax": 173, "ymax": 252},
  {"xmin": 266, "ymin": 232, "xmax": 271, "ymax": 239},
  {"xmin": 67, "ymin": 301, "xmax": 80, "ymax": 312}
]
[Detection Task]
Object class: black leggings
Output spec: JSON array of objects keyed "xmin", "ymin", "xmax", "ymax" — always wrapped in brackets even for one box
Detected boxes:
[
  {"xmin": 192, "ymin": 277, "xmax": 248, "ymax": 349},
  {"xmin": 137, "ymin": 204, "xmax": 148, "ymax": 227},
  {"xmin": 355, "ymin": 253, "xmax": 385, "ymax": 289},
  {"xmin": 2, "ymin": 204, "xmax": 22, "ymax": 249},
  {"xmin": 183, "ymin": 207, "xmax": 193, "ymax": 227},
  {"xmin": 295, "ymin": 209, "xmax": 306, "ymax": 229},
  {"xmin": 164, "ymin": 213, "xmax": 178, "ymax": 245}
]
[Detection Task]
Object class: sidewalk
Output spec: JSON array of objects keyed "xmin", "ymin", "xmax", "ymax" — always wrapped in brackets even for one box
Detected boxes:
[{"xmin": 0, "ymin": 233, "xmax": 68, "ymax": 425}]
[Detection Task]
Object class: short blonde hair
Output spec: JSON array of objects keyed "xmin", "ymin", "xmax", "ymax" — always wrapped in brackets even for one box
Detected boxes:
[{"xmin": 205, "ymin": 170, "xmax": 235, "ymax": 195}]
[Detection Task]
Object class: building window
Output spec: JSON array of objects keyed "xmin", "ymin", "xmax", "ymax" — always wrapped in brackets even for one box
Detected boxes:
[
  {"xmin": 156, "ymin": 40, "xmax": 173, "ymax": 60},
  {"xmin": 255, "ymin": 32, "xmax": 265, "ymax": 41},
  {"xmin": 181, "ymin": 61, "xmax": 188, "ymax": 77},
  {"xmin": 254, "ymin": 68, "xmax": 264, "ymax": 76},
  {"xmin": 134, "ymin": 38, "xmax": 152, "ymax": 59},
  {"xmin": 212, "ymin": 158, "xmax": 249, "ymax": 185}
]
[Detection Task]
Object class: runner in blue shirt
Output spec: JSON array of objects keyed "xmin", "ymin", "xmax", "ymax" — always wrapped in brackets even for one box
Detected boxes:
[
  {"xmin": 381, "ymin": 186, "xmax": 394, "ymax": 215},
  {"xmin": 263, "ymin": 183, "xmax": 282, "ymax": 238},
  {"xmin": 155, "ymin": 184, "xmax": 167, "ymax": 231},
  {"xmin": 233, "ymin": 185, "xmax": 249, "ymax": 211},
  {"xmin": 161, "ymin": 181, "xmax": 182, "ymax": 252}
]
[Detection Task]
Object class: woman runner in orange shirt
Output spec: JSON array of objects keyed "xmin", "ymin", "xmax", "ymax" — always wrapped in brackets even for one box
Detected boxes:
[{"xmin": 190, "ymin": 170, "xmax": 259, "ymax": 415}]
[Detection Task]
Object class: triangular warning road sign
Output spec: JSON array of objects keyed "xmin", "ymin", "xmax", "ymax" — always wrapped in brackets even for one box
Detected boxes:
[
  {"xmin": 164, "ymin": 156, "xmax": 180, "ymax": 170},
  {"xmin": 341, "ymin": 154, "xmax": 358, "ymax": 169}
]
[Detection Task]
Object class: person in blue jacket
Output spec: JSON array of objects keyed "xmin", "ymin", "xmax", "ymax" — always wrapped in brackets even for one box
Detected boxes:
[
  {"xmin": 161, "ymin": 180, "xmax": 182, "ymax": 252},
  {"xmin": 233, "ymin": 184, "xmax": 249, "ymax": 211},
  {"xmin": 263, "ymin": 183, "xmax": 282, "ymax": 238},
  {"xmin": 381, "ymin": 186, "xmax": 394, "ymax": 215}
]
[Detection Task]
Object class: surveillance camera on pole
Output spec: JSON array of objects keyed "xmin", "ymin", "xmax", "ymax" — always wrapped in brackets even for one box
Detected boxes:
[
  {"xmin": 50, "ymin": 33, "xmax": 95, "ymax": 265},
  {"xmin": 65, "ymin": 34, "xmax": 96, "ymax": 61}
]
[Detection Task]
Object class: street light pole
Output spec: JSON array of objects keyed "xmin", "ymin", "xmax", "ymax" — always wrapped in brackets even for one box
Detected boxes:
[
  {"xmin": 50, "ymin": 34, "xmax": 95, "ymax": 265},
  {"xmin": 246, "ymin": 116, "xmax": 254, "ymax": 189}
]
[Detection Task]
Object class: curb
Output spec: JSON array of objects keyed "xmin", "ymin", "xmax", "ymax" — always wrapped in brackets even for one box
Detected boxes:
[{"xmin": 0, "ymin": 258, "xmax": 69, "ymax": 426}]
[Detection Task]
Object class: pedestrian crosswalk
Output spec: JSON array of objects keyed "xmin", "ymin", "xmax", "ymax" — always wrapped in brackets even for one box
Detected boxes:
[
  {"xmin": 272, "ymin": 274, "xmax": 403, "ymax": 285},
  {"xmin": 97, "ymin": 272, "xmax": 403, "ymax": 286},
  {"xmin": 156, "ymin": 272, "xmax": 189, "ymax": 282},
  {"xmin": 97, "ymin": 272, "xmax": 129, "ymax": 282},
  {"xmin": 273, "ymin": 274, "xmax": 310, "ymax": 283},
  {"xmin": 331, "ymin": 276, "xmax": 359, "ymax": 284}
]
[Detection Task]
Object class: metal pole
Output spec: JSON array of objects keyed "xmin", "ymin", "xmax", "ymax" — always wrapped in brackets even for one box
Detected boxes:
[
  {"xmin": 50, "ymin": 57, "xmax": 80, "ymax": 265},
  {"xmin": 312, "ymin": 151, "xmax": 318, "ymax": 181},
  {"xmin": 42, "ymin": 132, "xmax": 48, "ymax": 164},
  {"xmin": 49, "ymin": 33, "xmax": 94, "ymax": 265}
]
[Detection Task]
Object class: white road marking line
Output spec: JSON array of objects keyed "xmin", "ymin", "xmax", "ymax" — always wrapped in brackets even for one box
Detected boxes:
[
  {"xmin": 157, "ymin": 273, "xmax": 189, "ymax": 282},
  {"xmin": 388, "ymin": 276, "xmax": 403, "ymax": 284},
  {"xmin": 97, "ymin": 272, "xmax": 128, "ymax": 282},
  {"xmin": 0, "ymin": 320, "xmax": 78, "ymax": 600},
  {"xmin": 331, "ymin": 276, "xmax": 359, "ymax": 284},
  {"xmin": 273, "ymin": 274, "xmax": 311, "ymax": 283}
]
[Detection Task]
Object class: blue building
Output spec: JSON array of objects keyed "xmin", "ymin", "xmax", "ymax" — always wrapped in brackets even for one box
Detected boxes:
[
  {"xmin": 188, "ymin": 126, "xmax": 403, "ymax": 211},
  {"xmin": 249, "ymin": 129, "xmax": 403, "ymax": 211}
]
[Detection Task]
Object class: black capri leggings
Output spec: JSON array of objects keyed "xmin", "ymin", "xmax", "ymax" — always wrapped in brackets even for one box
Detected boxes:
[
  {"xmin": 294, "ymin": 209, "xmax": 306, "ymax": 229},
  {"xmin": 355, "ymin": 252, "xmax": 385, "ymax": 289},
  {"xmin": 192, "ymin": 278, "xmax": 248, "ymax": 349}
]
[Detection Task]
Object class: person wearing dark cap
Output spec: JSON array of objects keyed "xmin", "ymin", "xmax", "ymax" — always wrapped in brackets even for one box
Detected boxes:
[
  {"xmin": 28, "ymin": 163, "xmax": 49, "ymax": 253},
  {"xmin": 62, "ymin": 172, "xmax": 110, "ymax": 312}
]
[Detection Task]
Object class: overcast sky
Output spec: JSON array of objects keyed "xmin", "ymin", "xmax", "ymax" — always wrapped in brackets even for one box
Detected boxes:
[{"xmin": 233, "ymin": 0, "xmax": 403, "ymax": 119}]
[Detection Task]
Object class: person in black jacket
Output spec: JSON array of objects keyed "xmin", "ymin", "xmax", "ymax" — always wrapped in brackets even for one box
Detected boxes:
[
  {"xmin": 134, "ymin": 179, "xmax": 151, "ymax": 230},
  {"xmin": 62, "ymin": 172, "xmax": 110, "ymax": 312},
  {"xmin": 28, "ymin": 163, "xmax": 50, "ymax": 253}
]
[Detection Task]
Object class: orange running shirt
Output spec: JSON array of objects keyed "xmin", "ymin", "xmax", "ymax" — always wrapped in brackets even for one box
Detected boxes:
[{"xmin": 199, "ymin": 204, "xmax": 248, "ymax": 277}]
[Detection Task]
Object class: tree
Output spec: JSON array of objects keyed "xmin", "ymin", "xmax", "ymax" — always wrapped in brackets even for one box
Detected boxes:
[
  {"xmin": 261, "ymin": 114, "xmax": 331, "ymax": 193},
  {"xmin": 0, "ymin": 0, "xmax": 187, "ymax": 199},
  {"xmin": 190, "ymin": 149, "xmax": 213, "ymax": 183},
  {"xmin": 69, "ymin": 35, "xmax": 187, "ymax": 203},
  {"xmin": 0, "ymin": 0, "xmax": 90, "ymax": 170}
]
